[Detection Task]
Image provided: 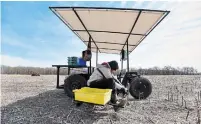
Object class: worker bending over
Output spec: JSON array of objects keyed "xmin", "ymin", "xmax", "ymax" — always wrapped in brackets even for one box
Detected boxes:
[{"xmin": 87, "ymin": 60, "xmax": 128, "ymax": 104}]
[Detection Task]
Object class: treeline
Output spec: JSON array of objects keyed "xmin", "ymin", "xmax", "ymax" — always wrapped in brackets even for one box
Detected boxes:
[
  {"xmin": 1, "ymin": 65, "xmax": 200, "ymax": 75},
  {"xmin": 120, "ymin": 66, "xmax": 200, "ymax": 75},
  {"xmin": 1, "ymin": 66, "xmax": 66, "ymax": 75}
]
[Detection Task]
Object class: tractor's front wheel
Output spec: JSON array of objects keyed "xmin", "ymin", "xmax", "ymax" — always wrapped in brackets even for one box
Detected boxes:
[
  {"xmin": 129, "ymin": 77, "xmax": 152, "ymax": 99},
  {"xmin": 64, "ymin": 74, "xmax": 87, "ymax": 98}
]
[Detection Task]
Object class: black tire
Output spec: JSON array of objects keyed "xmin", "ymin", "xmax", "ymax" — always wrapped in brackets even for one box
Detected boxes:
[
  {"xmin": 64, "ymin": 74, "xmax": 87, "ymax": 98},
  {"xmin": 129, "ymin": 77, "xmax": 152, "ymax": 99}
]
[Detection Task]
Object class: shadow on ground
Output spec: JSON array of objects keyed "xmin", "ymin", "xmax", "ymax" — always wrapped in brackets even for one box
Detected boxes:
[{"xmin": 1, "ymin": 89, "xmax": 116, "ymax": 124}]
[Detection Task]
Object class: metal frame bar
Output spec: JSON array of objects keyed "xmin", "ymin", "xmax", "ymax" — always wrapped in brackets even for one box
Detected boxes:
[
  {"xmin": 84, "ymin": 41, "xmax": 136, "ymax": 46},
  {"xmin": 121, "ymin": 58, "xmax": 123, "ymax": 81},
  {"xmin": 56, "ymin": 66, "xmax": 60, "ymax": 88},
  {"xmin": 73, "ymin": 30, "xmax": 145, "ymax": 36},
  {"xmin": 122, "ymin": 10, "xmax": 142, "ymax": 51},
  {"xmin": 127, "ymin": 40, "xmax": 129, "ymax": 72},
  {"xmin": 129, "ymin": 11, "xmax": 170, "ymax": 54},
  {"xmin": 49, "ymin": 6, "xmax": 169, "ymax": 13},
  {"xmin": 96, "ymin": 49, "xmax": 98, "ymax": 66},
  {"xmin": 91, "ymin": 50, "xmax": 119, "ymax": 55},
  {"xmin": 91, "ymin": 47, "xmax": 132, "ymax": 52},
  {"xmin": 89, "ymin": 36, "xmax": 92, "ymax": 74},
  {"xmin": 72, "ymin": 8, "xmax": 101, "ymax": 53},
  {"xmin": 121, "ymin": 60, "xmax": 123, "ymax": 70}
]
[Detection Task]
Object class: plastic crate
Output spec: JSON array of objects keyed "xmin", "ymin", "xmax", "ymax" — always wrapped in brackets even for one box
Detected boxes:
[
  {"xmin": 73, "ymin": 87, "xmax": 112, "ymax": 105},
  {"xmin": 68, "ymin": 57, "xmax": 78, "ymax": 60},
  {"xmin": 67, "ymin": 57, "xmax": 79, "ymax": 66}
]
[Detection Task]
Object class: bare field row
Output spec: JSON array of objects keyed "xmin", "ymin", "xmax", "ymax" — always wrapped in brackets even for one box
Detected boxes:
[{"xmin": 1, "ymin": 75, "xmax": 201, "ymax": 124}]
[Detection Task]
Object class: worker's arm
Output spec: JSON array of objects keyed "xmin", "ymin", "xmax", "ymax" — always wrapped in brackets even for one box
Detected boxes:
[
  {"xmin": 99, "ymin": 68, "xmax": 126, "ymax": 90},
  {"xmin": 112, "ymin": 75, "xmax": 125, "ymax": 90}
]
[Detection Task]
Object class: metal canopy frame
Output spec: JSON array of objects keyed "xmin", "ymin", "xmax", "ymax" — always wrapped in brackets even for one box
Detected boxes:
[
  {"xmin": 49, "ymin": 6, "xmax": 170, "ymax": 71},
  {"xmin": 72, "ymin": 29, "xmax": 145, "ymax": 36},
  {"xmin": 50, "ymin": 6, "xmax": 170, "ymax": 54}
]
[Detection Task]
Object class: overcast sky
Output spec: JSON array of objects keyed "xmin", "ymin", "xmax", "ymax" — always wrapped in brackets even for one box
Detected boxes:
[{"xmin": 1, "ymin": 1, "xmax": 201, "ymax": 71}]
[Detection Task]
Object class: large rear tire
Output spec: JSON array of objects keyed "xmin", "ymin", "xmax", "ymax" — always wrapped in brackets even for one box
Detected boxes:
[
  {"xmin": 129, "ymin": 77, "xmax": 152, "ymax": 99},
  {"xmin": 64, "ymin": 74, "xmax": 87, "ymax": 98}
]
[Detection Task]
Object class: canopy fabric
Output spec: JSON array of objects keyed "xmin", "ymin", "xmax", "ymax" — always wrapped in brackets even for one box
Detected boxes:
[{"xmin": 50, "ymin": 7, "xmax": 170, "ymax": 54}]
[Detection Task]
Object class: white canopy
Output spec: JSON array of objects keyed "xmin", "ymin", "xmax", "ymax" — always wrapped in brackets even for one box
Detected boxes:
[{"xmin": 50, "ymin": 7, "xmax": 170, "ymax": 54}]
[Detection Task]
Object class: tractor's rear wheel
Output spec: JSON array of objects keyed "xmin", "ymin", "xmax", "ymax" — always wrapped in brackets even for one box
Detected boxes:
[
  {"xmin": 64, "ymin": 74, "xmax": 87, "ymax": 98},
  {"xmin": 129, "ymin": 77, "xmax": 152, "ymax": 99}
]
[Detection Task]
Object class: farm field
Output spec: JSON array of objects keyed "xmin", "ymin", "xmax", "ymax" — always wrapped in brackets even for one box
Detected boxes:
[{"xmin": 1, "ymin": 74, "xmax": 201, "ymax": 124}]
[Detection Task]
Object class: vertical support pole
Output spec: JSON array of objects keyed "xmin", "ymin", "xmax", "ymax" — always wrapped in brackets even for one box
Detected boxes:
[
  {"xmin": 88, "ymin": 67, "xmax": 90, "ymax": 74},
  {"xmin": 57, "ymin": 66, "xmax": 60, "ymax": 88},
  {"xmin": 68, "ymin": 67, "xmax": 70, "ymax": 75},
  {"xmin": 96, "ymin": 48, "xmax": 98, "ymax": 67},
  {"xmin": 121, "ymin": 59, "xmax": 123, "ymax": 71},
  {"xmin": 90, "ymin": 59, "xmax": 92, "ymax": 74},
  {"xmin": 89, "ymin": 36, "xmax": 92, "ymax": 75},
  {"xmin": 121, "ymin": 58, "xmax": 123, "ymax": 82},
  {"xmin": 127, "ymin": 41, "xmax": 129, "ymax": 72}
]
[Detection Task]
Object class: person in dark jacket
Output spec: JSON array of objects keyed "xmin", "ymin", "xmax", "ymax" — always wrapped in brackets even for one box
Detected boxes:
[{"xmin": 87, "ymin": 60, "xmax": 127, "ymax": 104}]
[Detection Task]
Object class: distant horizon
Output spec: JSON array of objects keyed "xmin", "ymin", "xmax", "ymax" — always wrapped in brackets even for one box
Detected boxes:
[
  {"xmin": 1, "ymin": 64, "xmax": 200, "ymax": 73},
  {"xmin": 1, "ymin": 1, "xmax": 201, "ymax": 72}
]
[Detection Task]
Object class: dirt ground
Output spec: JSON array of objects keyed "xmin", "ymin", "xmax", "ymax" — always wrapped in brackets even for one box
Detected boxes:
[{"xmin": 1, "ymin": 75, "xmax": 201, "ymax": 124}]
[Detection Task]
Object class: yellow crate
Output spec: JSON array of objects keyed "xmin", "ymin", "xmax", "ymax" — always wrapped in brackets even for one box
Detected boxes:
[{"xmin": 73, "ymin": 87, "xmax": 112, "ymax": 105}]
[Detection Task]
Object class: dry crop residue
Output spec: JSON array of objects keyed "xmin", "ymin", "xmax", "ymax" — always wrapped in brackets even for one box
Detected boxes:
[{"xmin": 1, "ymin": 75, "xmax": 201, "ymax": 124}]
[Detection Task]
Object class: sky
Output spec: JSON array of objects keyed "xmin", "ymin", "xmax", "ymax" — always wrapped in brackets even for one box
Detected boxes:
[{"xmin": 1, "ymin": 1, "xmax": 201, "ymax": 71}]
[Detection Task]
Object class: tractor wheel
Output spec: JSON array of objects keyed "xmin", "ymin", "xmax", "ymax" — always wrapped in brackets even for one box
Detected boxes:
[
  {"xmin": 129, "ymin": 77, "xmax": 152, "ymax": 99},
  {"xmin": 64, "ymin": 74, "xmax": 87, "ymax": 98}
]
